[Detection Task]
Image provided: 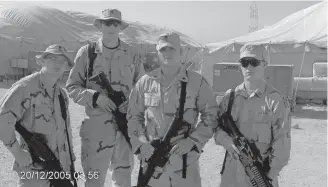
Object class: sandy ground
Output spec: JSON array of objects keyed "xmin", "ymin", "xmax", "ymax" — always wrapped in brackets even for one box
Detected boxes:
[{"xmin": 0, "ymin": 87, "xmax": 326, "ymax": 187}]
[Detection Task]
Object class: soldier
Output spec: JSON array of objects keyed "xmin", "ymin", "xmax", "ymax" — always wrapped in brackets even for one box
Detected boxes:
[
  {"xmin": 0, "ymin": 44, "xmax": 75, "ymax": 187},
  {"xmin": 214, "ymin": 44, "xmax": 292, "ymax": 187},
  {"xmin": 127, "ymin": 32, "xmax": 218, "ymax": 187},
  {"xmin": 65, "ymin": 8, "xmax": 145, "ymax": 187}
]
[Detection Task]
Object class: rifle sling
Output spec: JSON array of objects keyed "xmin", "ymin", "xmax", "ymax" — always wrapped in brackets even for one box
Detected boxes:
[
  {"xmin": 220, "ymin": 87, "xmax": 235, "ymax": 175},
  {"xmin": 138, "ymin": 80, "xmax": 188, "ymax": 180},
  {"xmin": 58, "ymin": 91, "xmax": 77, "ymax": 186},
  {"xmin": 87, "ymin": 42, "xmax": 97, "ymax": 78},
  {"xmin": 179, "ymin": 80, "xmax": 188, "ymax": 178}
]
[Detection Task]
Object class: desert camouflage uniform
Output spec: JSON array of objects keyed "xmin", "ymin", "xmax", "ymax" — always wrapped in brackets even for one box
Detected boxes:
[
  {"xmin": 127, "ymin": 67, "xmax": 218, "ymax": 187},
  {"xmin": 0, "ymin": 72, "xmax": 75, "ymax": 187},
  {"xmin": 66, "ymin": 38, "xmax": 144, "ymax": 187},
  {"xmin": 214, "ymin": 82, "xmax": 291, "ymax": 187}
]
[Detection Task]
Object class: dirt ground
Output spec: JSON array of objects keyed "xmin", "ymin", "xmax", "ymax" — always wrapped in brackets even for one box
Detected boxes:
[{"xmin": 0, "ymin": 87, "xmax": 326, "ymax": 187}]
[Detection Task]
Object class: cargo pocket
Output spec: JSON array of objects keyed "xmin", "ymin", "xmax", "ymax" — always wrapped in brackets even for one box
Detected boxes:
[{"xmin": 253, "ymin": 113, "xmax": 272, "ymax": 144}]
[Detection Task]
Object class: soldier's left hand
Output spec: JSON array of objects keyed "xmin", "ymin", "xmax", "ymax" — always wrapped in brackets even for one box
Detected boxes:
[
  {"xmin": 170, "ymin": 138, "xmax": 195, "ymax": 155},
  {"xmin": 118, "ymin": 100, "xmax": 128, "ymax": 113}
]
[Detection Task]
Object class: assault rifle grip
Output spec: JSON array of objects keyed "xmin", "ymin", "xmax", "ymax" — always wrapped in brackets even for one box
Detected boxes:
[{"xmin": 89, "ymin": 71, "xmax": 132, "ymax": 148}]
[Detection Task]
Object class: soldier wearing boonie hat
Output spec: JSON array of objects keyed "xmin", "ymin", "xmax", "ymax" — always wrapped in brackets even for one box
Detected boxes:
[
  {"xmin": 214, "ymin": 43, "xmax": 291, "ymax": 187},
  {"xmin": 93, "ymin": 8, "xmax": 129, "ymax": 30},
  {"xmin": 0, "ymin": 44, "xmax": 76, "ymax": 187},
  {"xmin": 35, "ymin": 44, "xmax": 74, "ymax": 68},
  {"xmin": 66, "ymin": 8, "xmax": 145, "ymax": 187},
  {"xmin": 127, "ymin": 32, "xmax": 218, "ymax": 187}
]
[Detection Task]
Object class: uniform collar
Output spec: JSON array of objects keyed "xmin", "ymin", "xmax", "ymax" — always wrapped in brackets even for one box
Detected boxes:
[
  {"xmin": 147, "ymin": 66, "xmax": 189, "ymax": 83},
  {"xmin": 236, "ymin": 81, "xmax": 267, "ymax": 98},
  {"xmin": 94, "ymin": 37, "xmax": 128, "ymax": 54}
]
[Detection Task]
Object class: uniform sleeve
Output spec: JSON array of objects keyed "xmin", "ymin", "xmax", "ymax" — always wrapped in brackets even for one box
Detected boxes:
[
  {"xmin": 188, "ymin": 77, "xmax": 219, "ymax": 151},
  {"xmin": 65, "ymin": 46, "xmax": 97, "ymax": 108},
  {"xmin": 213, "ymin": 89, "xmax": 233, "ymax": 147},
  {"xmin": 126, "ymin": 77, "xmax": 147, "ymax": 154},
  {"xmin": 0, "ymin": 84, "xmax": 28, "ymax": 147},
  {"xmin": 267, "ymin": 96, "xmax": 291, "ymax": 179}
]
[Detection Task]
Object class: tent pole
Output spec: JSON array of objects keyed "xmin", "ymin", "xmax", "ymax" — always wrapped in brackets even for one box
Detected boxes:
[
  {"xmin": 268, "ymin": 42, "xmax": 271, "ymax": 64},
  {"xmin": 293, "ymin": 41, "xmax": 308, "ymax": 107}
]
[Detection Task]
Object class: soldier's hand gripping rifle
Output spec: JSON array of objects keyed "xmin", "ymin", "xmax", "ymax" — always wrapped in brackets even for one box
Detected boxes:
[
  {"xmin": 89, "ymin": 71, "xmax": 132, "ymax": 148},
  {"xmin": 15, "ymin": 122, "xmax": 77, "ymax": 187},
  {"xmin": 135, "ymin": 116, "xmax": 192, "ymax": 187},
  {"xmin": 218, "ymin": 90, "xmax": 273, "ymax": 187}
]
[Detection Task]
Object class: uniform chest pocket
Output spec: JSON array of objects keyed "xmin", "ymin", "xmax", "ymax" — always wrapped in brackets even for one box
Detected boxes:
[
  {"xmin": 253, "ymin": 114, "xmax": 272, "ymax": 144},
  {"xmin": 144, "ymin": 93, "xmax": 161, "ymax": 107}
]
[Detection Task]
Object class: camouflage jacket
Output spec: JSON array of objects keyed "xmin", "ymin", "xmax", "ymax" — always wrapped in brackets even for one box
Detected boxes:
[
  {"xmin": 127, "ymin": 67, "xmax": 218, "ymax": 171},
  {"xmin": 0, "ymin": 72, "xmax": 74, "ymax": 172},
  {"xmin": 66, "ymin": 38, "xmax": 145, "ymax": 117}
]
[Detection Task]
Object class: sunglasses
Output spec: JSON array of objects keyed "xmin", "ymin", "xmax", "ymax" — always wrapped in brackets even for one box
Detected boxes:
[
  {"xmin": 239, "ymin": 58, "xmax": 264, "ymax": 68},
  {"xmin": 101, "ymin": 20, "xmax": 121, "ymax": 27}
]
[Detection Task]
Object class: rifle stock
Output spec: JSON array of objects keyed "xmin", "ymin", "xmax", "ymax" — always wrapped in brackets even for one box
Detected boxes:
[{"xmin": 89, "ymin": 71, "xmax": 132, "ymax": 148}]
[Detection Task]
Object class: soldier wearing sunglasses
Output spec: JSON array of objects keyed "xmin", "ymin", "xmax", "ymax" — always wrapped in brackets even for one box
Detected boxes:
[
  {"xmin": 66, "ymin": 8, "xmax": 145, "ymax": 187},
  {"xmin": 214, "ymin": 44, "xmax": 291, "ymax": 187}
]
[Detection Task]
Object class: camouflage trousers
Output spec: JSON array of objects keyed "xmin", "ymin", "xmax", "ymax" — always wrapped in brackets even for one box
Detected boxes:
[
  {"xmin": 80, "ymin": 114, "xmax": 133, "ymax": 187},
  {"xmin": 144, "ymin": 159, "xmax": 202, "ymax": 187},
  {"xmin": 16, "ymin": 164, "xmax": 50, "ymax": 187},
  {"xmin": 18, "ymin": 179, "xmax": 49, "ymax": 187}
]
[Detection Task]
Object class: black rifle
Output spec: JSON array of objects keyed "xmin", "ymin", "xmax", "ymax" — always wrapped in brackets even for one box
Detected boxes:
[
  {"xmin": 89, "ymin": 71, "xmax": 132, "ymax": 148},
  {"xmin": 135, "ymin": 81, "xmax": 195, "ymax": 187},
  {"xmin": 15, "ymin": 122, "xmax": 76, "ymax": 187},
  {"xmin": 218, "ymin": 89, "xmax": 273, "ymax": 187}
]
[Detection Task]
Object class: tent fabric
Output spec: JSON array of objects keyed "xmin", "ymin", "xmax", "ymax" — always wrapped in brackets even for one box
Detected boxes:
[
  {"xmin": 206, "ymin": 1, "xmax": 327, "ymax": 54},
  {"xmin": 0, "ymin": 3, "xmax": 204, "ymax": 76},
  {"xmin": 201, "ymin": 1, "xmax": 327, "ymax": 86},
  {"xmin": 0, "ymin": 3, "xmax": 202, "ymax": 47}
]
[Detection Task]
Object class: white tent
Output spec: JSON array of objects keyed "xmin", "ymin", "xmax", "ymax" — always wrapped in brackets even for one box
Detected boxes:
[
  {"xmin": 0, "ymin": 3, "xmax": 204, "ymax": 78},
  {"xmin": 202, "ymin": 1, "xmax": 327, "ymax": 86}
]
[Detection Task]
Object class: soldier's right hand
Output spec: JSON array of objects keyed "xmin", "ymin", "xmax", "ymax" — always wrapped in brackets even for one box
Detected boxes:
[
  {"xmin": 15, "ymin": 149, "xmax": 33, "ymax": 167},
  {"xmin": 96, "ymin": 94, "xmax": 117, "ymax": 112},
  {"xmin": 140, "ymin": 143, "xmax": 155, "ymax": 161}
]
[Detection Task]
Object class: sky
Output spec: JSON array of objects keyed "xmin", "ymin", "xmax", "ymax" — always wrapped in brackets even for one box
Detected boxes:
[{"xmin": 9, "ymin": 0, "xmax": 323, "ymax": 45}]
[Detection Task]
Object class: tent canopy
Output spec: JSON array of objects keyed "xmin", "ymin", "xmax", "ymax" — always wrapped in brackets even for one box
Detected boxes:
[
  {"xmin": 0, "ymin": 3, "xmax": 202, "ymax": 48},
  {"xmin": 206, "ymin": 1, "xmax": 327, "ymax": 54},
  {"xmin": 0, "ymin": 3, "xmax": 205, "ymax": 75}
]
